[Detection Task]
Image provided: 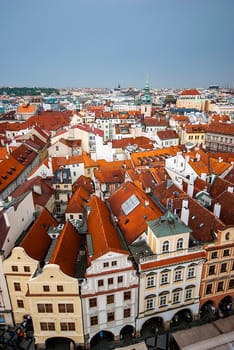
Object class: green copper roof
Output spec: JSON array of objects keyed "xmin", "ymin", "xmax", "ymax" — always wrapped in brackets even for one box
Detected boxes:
[{"xmin": 147, "ymin": 210, "xmax": 191, "ymax": 238}]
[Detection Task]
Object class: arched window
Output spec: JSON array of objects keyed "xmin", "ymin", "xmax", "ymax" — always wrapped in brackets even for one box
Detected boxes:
[
  {"xmin": 177, "ymin": 238, "xmax": 183, "ymax": 250},
  {"xmin": 162, "ymin": 241, "xmax": 169, "ymax": 253}
]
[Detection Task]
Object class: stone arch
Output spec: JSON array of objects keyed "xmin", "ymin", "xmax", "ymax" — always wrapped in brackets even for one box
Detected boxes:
[
  {"xmin": 140, "ymin": 316, "xmax": 164, "ymax": 337},
  {"xmin": 120, "ymin": 325, "xmax": 135, "ymax": 340},
  {"xmin": 46, "ymin": 337, "xmax": 76, "ymax": 350},
  {"xmin": 170, "ymin": 308, "xmax": 193, "ymax": 328},
  {"xmin": 218, "ymin": 295, "xmax": 233, "ymax": 317},
  {"xmin": 90, "ymin": 330, "xmax": 114, "ymax": 348}
]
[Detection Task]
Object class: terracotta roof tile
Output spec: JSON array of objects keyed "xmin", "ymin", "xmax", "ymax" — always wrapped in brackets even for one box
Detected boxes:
[
  {"xmin": 207, "ymin": 123, "xmax": 234, "ymax": 136},
  {"xmin": 0, "ymin": 156, "xmax": 24, "ymax": 195},
  {"xmin": 66, "ymin": 186, "xmax": 89, "ymax": 213},
  {"xmin": 157, "ymin": 129, "xmax": 179, "ymax": 139},
  {"xmin": 180, "ymin": 89, "xmax": 200, "ymax": 96},
  {"xmin": 108, "ymin": 181, "xmax": 163, "ymax": 244},
  {"xmin": 87, "ymin": 196, "xmax": 128, "ymax": 260},
  {"xmin": 20, "ymin": 208, "xmax": 57, "ymax": 261},
  {"xmin": 49, "ymin": 221, "xmax": 81, "ymax": 277},
  {"xmin": 94, "ymin": 168, "xmax": 125, "ymax": 184},
  {"xmin": 17, "ymin": 104, "xmax": 37, "ymax": 114},
  {"xmin": 211, "ymin": 191, "xmax": 234, "ymax": 225}
]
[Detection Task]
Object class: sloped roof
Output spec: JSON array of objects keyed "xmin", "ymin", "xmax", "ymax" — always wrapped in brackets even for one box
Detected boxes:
[
  {"xmin": 11, "ymin": 176, "xmax": 54, "ymax": 207},
  {"xmin": 20, "ymin": 208, "xmax": 57, "ymax": 261},
  {"xmin": 0, "ymin": 210, "xmax": 10, "ymax": 248},
  {"xmin": 17, "ymin": 104, "xmax": 37, "ymax": 114},
  {"xmin": 211, "ymin": 191, "xmax": 234, "ymax": 225},
  {"xmin": 157, "ymin": 129, "xmax": 179, "ymax": 140},
  {"xmin": 172, "ymin": 196, "xmax": 224, "ymax": 243},
  {"xmin": 180, "ymin": 89, "xmax": 200, "ymax": 96},
  {"xmin": 210, "ymin": 176, "xmax": 234, "ymax": 198},
  {"xmin": 108, "ymin": 181, "xmax": 163, "ymax": 244},
  {"xmin": 11, "ymin": 144, "xmax": 37, "ymax": 166},
  {"xmin": 148, "ymin": 210, "xmax": 191, "ymax": 238},
  {"xmin": 49, "ymin": 220, "xmax": 81, "ymax": 277},
  {"xmin": 207, "ymin": 122, "xmax": 234, "ymax": 136},
  {"xmin": 87, "ymin": 195, "xmax": 128, "ymax": 261},
  {"xmin": 0, "ymin": 156, "xmax": 24, "ymax": 194},
  {"xmin": 130, "ymin": 146, "xmax": 181, "ymax": 167},
  {"xmin": 66, "ymin": 186, "xmax": 89, "ymax": 213},
  {"xmin": 72, "ymin": 175, "xmax": 95, "ymax": 194},
  {"xmin": 94, "ymin": 167, "xmax": 125, "ymax": 184}
]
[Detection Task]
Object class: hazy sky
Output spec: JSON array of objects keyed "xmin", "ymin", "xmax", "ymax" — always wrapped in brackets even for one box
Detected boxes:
[{"xmin": 0, "ymin": 0, "xmax": 234, "ymax": 89}]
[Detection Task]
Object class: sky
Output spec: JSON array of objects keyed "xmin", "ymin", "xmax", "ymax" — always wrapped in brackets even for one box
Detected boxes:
[{"xmin": 0, "ymin": 0, "xmax": 234, "ymax": 89}]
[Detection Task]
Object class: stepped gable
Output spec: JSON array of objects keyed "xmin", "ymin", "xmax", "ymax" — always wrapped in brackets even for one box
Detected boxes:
[
  {"xmin": 0, "ymin": 156, "xmax": 24, "ymax": 194},
  {"xmin": 49, "ymin": 220, "xmax": 81, "ymax": 277},
  {"xmin": 20, "ymin": 208, "xmax": 57, "ymax": 261},
  {"xmin": 87, "ymin": 195, "xmax": 127, "ymax": 261},
  {"xmin": 108, "ymin": 181, "xmax": 163, "ymax": 244}
]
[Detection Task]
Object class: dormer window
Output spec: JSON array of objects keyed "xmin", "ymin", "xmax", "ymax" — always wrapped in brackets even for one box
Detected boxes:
[
  {"xmin": 177, "ymin": 238, "xmax": 183, "ymax": 250},
  {"xmin": 162, "ymin": 241, "xmax": 169, "ymax": 253}
]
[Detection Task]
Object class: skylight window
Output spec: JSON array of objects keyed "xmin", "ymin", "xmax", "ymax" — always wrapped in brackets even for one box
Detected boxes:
[{"xmin": 121, "ymin": 194, "xmax": 140, "ymax": 215}]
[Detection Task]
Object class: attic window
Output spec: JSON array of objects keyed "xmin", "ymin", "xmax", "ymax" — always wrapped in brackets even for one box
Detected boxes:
[
  {"xmin": 121, "ymin": 194, "xmax": 140, "ymax": 215},
  {"xmin": 200, "ymin": 223, "xmax": 205, "ymax": 227},
  {"xmin": 192, "ymin": 216, "xmax": 196, "ymax": 220}
]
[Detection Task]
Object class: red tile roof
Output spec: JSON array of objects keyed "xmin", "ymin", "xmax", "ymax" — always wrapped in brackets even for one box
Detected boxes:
[
  {"xmin": 207, "ymin": 123, "xmax": 234, "ymax": 136},
  {"xmin": 108, "ymin": 181, "xmax": 163, "ymax": 244},
  {"xmin": 0, "ymin": 156, "xmax": 24, "ymax": 195},
  {"xmin": 50, "ymin": 220, "xmax": 81, "ymax": 277},
  {"xmin": 211, "ymin": 191, "xmax": 234, "ymax": 226},
  {"xmin": 11, "ymin": 144, "xmax": 37, "ymax": 166},
  {"xmin": 112, "ymin": 136, "xmax": 153, "ymax": 150},
  {"xmin": 20, "ymin": 208, "xmax": 57, "ymax": 261},
  {"xmin": 87, "ymin": 195, "xmax": 128, "ymax": 261},
  {"xmin": 157, "ymin": 129, "xmax": 179, "ymax": 140},
  {"xmin": 66, "ymin": 186, "xmax": 90, "ymax": 213},
  {"xmin": 180, "ymin": 89, "xmax": 200, "ymax": 96},
  {"xmin": 94, "ymin": 168, "xmax": 125, "ymax": 184}
]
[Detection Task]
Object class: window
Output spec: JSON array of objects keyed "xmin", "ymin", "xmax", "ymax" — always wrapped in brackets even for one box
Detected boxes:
[
  {"xmin": 24, "ymin": 266, "xmax": 30, "ymax": 272},
  {"xmin": 146, "ymin": 298, "xmax": 153, "ymax": 310},
  {"xmin": 118, "ymin": 276, "xmax": 123, "ymax": 283},
  {"xmin": 60, "ymin": 322, "xmax": 75, "ymax": 331},
  {"xmin": 40, "ymin": 322, "xmax": 55, "ymax": 331},
  {"xmin": 228, "ymin": 279, "xmax": 234, "ymax": 289},
  {"xmin": 220, "ymin": 263, "xmax": 227, "ymax": 273},
  {"xmin": 206, "ymin": 284, "xmax": 212, "ymax": 295},
  {"xmin": 174, "ymin": 270, "xmax": 182, "ymax": 282},
  {"xmin": 173, "ymin": 292, "xmax": 180, "ymax": 304},
  {"xmin": 161, "ymin": 273, "xmax": 168, "ymax": 285},
  {"xmin": 185, "ymin": 289, "xmax": 192, "ymax": 300},
  {"xmin": 217, "ymin": 282, "xmax": 224, "ymax": 292},
  {"xmin": 37, "ymin": 304, "xmax": 53, "ymax": 313},
  {"xmin": 57, "ymin": 285, "xmax": 64, "ymax": 292},
  {"xmin": 211, "ymin": 251, "xmax": 218, "ymax": 259},
  {"xmin": 12, "ymin": 266, "xmax": 18, "ymax": 272},
  {"xmin": 58, "ymin": 304, "xmax": 74, "ymax": 313},
  {"xmin": 147, "ymin": 276, "xmax": 155, "ymax": 288},
  {"xmin": 177, "ymin": 238, "xmax": 183, "ymax": 250},
  {"xmin": 232, "ymin": 262, "xmax": 234, "ymax": 271},
  {"xmin": 159, "ymin": 295, "xmax": 167, "ymax": 307},
  {"xmin": 112, "ymin": 261, "xmax": 117, "ymax": 266},
  {"xmin": 107, "ymin": 312, "xmax": 115, "ymax": 322},
  {"xmin": 124, "ymin": 308, "xmax": 131, "ymax": 318},
  {"xmin": 14, "ymin": 282, "xmax": 21, "ymax": 291},
  {"xmin": 162, "ymin": 241, "xmax": 169, "ymax": 253},
  {"xmin": 223, "ymin": 249, "xmax": 230, "ymax": 257},
  {"xmin": 108, "ymin": 278, "xmax": 113, "ymax": 285},
  {"xmin": 107, "ymin": 295, "xmax": 114, "ymax": 304},
  {"xmin": 103, "ymin": 262, "xmax": 109, "ymax": 268},
  {"xmin": 208, "ymin": 265, "xmax": 215, "ymax": 275},
  {"xmin": 43, "ymin": 285, "xmax": 50, "ymax": 292},
  {"xmin": 124, "ymin": 291, "xmax": 131, "ymax": 300},
  {"xmin": 90, "ymin": 316, "xmax": 98, "ymax": 326},
  {"xmin": 188, "ymin": 267, "xmax": 195, "ymax": 279},
  {"xmin": 98, "ymin": 280, "xmax": 104, "ymax": 287},
  {"xmin": 17, "ymin": 300, "xmax": 24, "ymax": 308},
  {"xmin": 89, "ymin": 298, "xmax": 97, "ymax": 308}
]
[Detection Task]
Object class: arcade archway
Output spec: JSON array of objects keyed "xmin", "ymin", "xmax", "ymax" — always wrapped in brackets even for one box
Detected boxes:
[
  {"xmin": 140, "ymin": 317, "xmax": 164, "ymax": 337},
  {"xmin": 170, "ymin": 309, "xmax": 193, "ymax": 328},
  {"xmin": 46, "ymin": 337, "xmax": 76, "ymax": 350},
  {"xmin": 218, "ymin": 295, "xmax": 233, "ymax": 318},
  {"xmin": 90, "ymin": 330, "xmax": 114, "ymax": 349},
  {"xmin": 120, "ymin": 325, "xmax": 135, "ymax": 340}
]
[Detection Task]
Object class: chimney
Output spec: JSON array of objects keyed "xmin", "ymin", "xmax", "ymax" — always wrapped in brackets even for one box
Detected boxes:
[
  {"xmin": 213, "ymin": 202, "xmax": 221, "ymax": 218},
  {"xmin": 187, "ymin": 183, "xmax": 194, "ymax": 197},
  {"xmin": 181, "ymin": 199, "xmax": 189, "ymax": 225}
]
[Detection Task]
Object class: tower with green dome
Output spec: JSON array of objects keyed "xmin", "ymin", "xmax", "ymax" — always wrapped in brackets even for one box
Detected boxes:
[{"xmin": 141, "ymin": 81, "xmax": 152, "ymax": 118}]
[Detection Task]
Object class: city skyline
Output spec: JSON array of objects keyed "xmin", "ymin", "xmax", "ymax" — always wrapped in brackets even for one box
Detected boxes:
[{"xmin": 1, "ymin": 0, "xmax": 234, "ymax": 89}]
